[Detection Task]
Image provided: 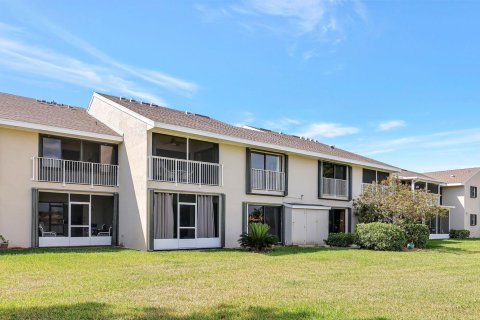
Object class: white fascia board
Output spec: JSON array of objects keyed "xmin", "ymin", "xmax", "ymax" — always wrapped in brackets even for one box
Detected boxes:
[
  {"xmin": 443, "ymin": 183, "xmax": 464, "ymax": 187},
  {"xmin": 152, "ymin": 122, "xmax": 400, "ymax": 172},
  {"xmin": 0, "ymin": 118, "xmax": 123, "ymax": 143},
  {"xmin": 283, "ymin": 203, "xmax": 331, "ymax": 210},
  {"xmin": 95, "ymin": 93, "xmax": 399, "ymax": 171},
  {"xmin": 399, "ymin": 176, "xmax": 445, "ymax": 184},
  {"xmin": 90, "ymin": 93, "xmax": 155, "ymax": 128}
]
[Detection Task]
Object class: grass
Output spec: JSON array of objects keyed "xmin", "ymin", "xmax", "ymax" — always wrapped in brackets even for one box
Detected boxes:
[{"xmin": 1, "ymin": 240, "xmax": 480, "ymax": 320}]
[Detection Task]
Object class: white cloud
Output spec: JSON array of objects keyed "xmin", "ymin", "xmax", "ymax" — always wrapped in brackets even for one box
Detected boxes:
[
  {"xmin": 196, "ymin": 0, "xmax": 368, "ymax": 60},
  {"xmin": 377, "ymin": 120, "xmax": 407, "ymax": 131},
  {"xmin": 0, "ymin": 34, "xmax": 168, "ymax": 104},
  {"xmin": 296, "ymin": 122, "xmax": 359, "ymax": 138}
]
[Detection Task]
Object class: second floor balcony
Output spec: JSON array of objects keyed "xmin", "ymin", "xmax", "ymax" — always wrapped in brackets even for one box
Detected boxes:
[
  {"xmin": 32, "ymin": 157, "xmax": 119, "ymax": 187},
  {"xmin": 149, "ymin": 156, "xmax": 223, "ymax": 186}
]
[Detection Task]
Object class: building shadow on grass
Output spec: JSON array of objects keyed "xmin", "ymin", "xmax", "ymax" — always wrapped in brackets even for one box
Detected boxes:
[
  {"xmin": 0, "ymin": 246, "xmax": 127, "ymax": 256},
  {"xmin": 426, "ymin": 239, "xmax": 480, "ymax": 254},
  {"xmin": 0, "ymin": 302, "xmax": 394, "ymax": 320}
]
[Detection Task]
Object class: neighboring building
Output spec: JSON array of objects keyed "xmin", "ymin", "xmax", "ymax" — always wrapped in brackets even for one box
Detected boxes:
[
  {"xmin": 396, "ymin": 170, "xmax": 451, "ymax": 239},
  {"xmin": 0, "ymin": 91, "xmax": 401, "ymax": 250},
  {"xmin": 424, "ymin": 168, "xmax": 480, "ymax": 238}
]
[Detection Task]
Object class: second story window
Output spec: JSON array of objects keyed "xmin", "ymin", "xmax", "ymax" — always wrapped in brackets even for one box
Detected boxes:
[
  {"xmin": 152, "ymin": 133, "xmax": 219, "ymax": 163},
  {"xmin": 471, "ymin": 186, "xmax": 477, "ymax": 198},
  {"xmin": 34, "ymin": 135, "xmax": 119, "ymax": 187},
  {"xmin": 320, "ymin": 161, "xmax": 350, "ymax": 199},
  {"xmin": 40, "ymin": 135, "xmax": 117, "ymax": 165},
  {"xmin": 247, "ymin": 150, "xmax": 286, "ymax": 194},
  {"xmin": 362, "ymin": 169, "xmax": 389, "ymax": 184},
  {"xmin": 150, "ymin": 133, "xmax": 221, "ymax": 186}
]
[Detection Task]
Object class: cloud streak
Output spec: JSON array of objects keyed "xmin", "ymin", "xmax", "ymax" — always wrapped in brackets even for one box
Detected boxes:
[
  {"xmin": 296, "ymin": 122, "xmax": 359, "ymax": 138},
  {"xmin": 377, "ymin": 120, "xmax": 407, "ymax": 131}
]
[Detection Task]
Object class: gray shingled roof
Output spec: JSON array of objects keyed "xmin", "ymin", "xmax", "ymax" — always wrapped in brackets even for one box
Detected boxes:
[
  {"xmin": 424, "ymin": 167, "xmax": 480, "ymax": 185},
  {"xmin": 0, "ymin": 92, "xmax": 119, "ymax": 137},
  {"xmin": 98, "ymin": 93, "xmax": 398, "ymax": 169},
  {"xmin": 395, "ymin": 170, "xmax": 445, "ymax": 183}
]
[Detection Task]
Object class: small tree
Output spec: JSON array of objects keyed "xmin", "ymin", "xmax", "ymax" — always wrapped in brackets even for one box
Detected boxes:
[{"xmin": 354, "ymin": 176, "xmax": 448, "ymax": 225}]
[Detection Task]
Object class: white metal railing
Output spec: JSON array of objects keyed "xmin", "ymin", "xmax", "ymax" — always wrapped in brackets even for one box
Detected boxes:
[
  {"xmin": 322, "ymin": 178, "xmax": 348, "ymax": 198},
  {"xmin": 149, "ymin": 156, "xmax": 223, "ymax": 186},
  {"xmin": 32, "ymin": 157, "xmax": 119, "ymax": 187},
  {"xmin": 251, "ymin": 168, "xmax": 285, "ymax": 192}
]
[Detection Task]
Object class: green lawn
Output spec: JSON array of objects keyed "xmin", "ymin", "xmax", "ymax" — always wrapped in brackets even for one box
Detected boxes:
[{"xmin": 1, "ymin": 240, "xmax": 480, "ymax": 320}]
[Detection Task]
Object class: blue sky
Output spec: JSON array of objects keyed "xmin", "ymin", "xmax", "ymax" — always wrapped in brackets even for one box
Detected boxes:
[{"xmin": 0, "ymin": 0, "xmax": 479, "ymax": 172}]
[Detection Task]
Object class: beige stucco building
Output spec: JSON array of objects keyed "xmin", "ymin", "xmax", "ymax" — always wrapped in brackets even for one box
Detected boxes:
[{"xmin": 10, "ymin": 91, "xmax": 470, "ymax": 251}]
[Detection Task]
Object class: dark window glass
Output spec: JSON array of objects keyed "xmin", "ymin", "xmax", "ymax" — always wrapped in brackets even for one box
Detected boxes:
[
  {"xmin": 61, "ymin": 139, "xmax": 81, "ymax": 161},
  {"xmin": 377, "ymin": 171, "xmax": 389, "ymax": 182},
  {"xmin": 362, "ymin": 169, "xmax": 377, "ymax": 184},
  {"xmin": 428, "ymin": 216, "xmax": 437, "ymax": 234},
  {"xmin": 415, "ymin": 182, "xmax": 426, "ymax": 190},
  {"xmin": 471, "ymin": 186, "xmax": 477, "ymax": 198},
  {"xmin": 251, "ymin": 152, "xmax": 265, "ymax": 170},
  {"xmin": 323, "ymin": 162, "xmax": 334, "ymax": 178},
  {"xmin": 247, "ymin": 205, "xmax": 282, "ymax": 243},
  {"xmin": 70, "ymin": 204, "xmax": 89, "ymax": 225},
  {"xmin": 42, "ymin": 137, "xmax": 62, "ymax": 158},
  {"xmin": 329, "ymin": 209, "xmax": 346, "ymax": 233},
  {"xmin": 427, "ymin": 183, "xmax": 439, "ymax": 194},
  {"xmin": 179, "ymin": 194, "xmax": 196, "ymax": 203},
  {"xmin": 265, "ymin": 154, "xmax": 281, "ymax": 171},
  {"xmin": 179, "ymin": 229, "xmax": 195, "ymax": 239},
  {"xmin": 179, "ymin": 205, "xmax": 195, "ymax": 227},
  {"xmin": 100, "ymin": 145, "xmax": 117, "ymax": 165},
  {"xmin": 70, "ymin": 227, "xmax": 89, "ymax": 237},
  {"xmin": 471, "ymin": 214, "xmax": 478, "ymax": 226},
  {"xmin": 334, "ymin": 165, "xmax": 347, "ymax": 180},
  {"xmin": 152, "ymin": 133, "xmax": 187, "ymax": 159},
  {"xmin": 91, "ymin": 196, "xmax": 114, "ymax": 236},
  {"xmin": 438, "ymin": 214, "xmax": 449, "ymax": 234},
  {"xmin": 70, "ymin": 194, "xmax": 90, "ymax": 202},
  {"xmin": 38, "ymin": 199, "xmax": 68, "ymax": 236},
  {"xmin": 82, "ymin": 141, "xmax": 100, "ymax": 163},
  {"xmin": 189, "ymin": 139, "xmax": 219, "ymax": 163}
]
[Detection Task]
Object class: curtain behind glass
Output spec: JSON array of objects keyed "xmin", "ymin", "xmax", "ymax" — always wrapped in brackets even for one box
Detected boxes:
[
  {"xmin": 154, "ymin": 193, "xmax": 175, "ymax": 239},
  {"xmin": 197, "ymin": 195, "xmax": 215, "ymax": 238}
]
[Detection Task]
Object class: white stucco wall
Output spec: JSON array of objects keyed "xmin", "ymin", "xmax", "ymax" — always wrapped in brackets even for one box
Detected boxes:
[
  {"xmin": 88, "ymin": 97, "xmax": 149, "ymax": 250},
  {"xmin": 0, "ymin": 126, "xmax": 119, "ymax": 248},
  {"xmin": 464, "ymin": 173, "xmax": 480, "ymax": 237},
  {"xmin": 441, "ymin": 186, "xmax": 465, "ymax": 231}
]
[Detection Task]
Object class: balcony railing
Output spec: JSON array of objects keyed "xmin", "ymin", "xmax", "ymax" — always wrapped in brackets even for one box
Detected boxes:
[
  {"xmin": 251, "ymin": 168, "xmax": 285, "ymax": 192},
  {"xmin": 321, "ymin": 178, "xmax": 348, "ymax": 198},
  {"xmin": 149, "ymin": 156, "xmax": 223, "ymax": 186},
  {"xmin": 32, "ymin": 157, "xmax": 119, "ymax": 187}
]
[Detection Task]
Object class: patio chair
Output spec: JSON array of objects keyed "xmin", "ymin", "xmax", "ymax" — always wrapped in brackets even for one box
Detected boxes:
[
  {"xmin": 0, "ymin": 235, "xmax": 8, "ymax": 249},
  {"xmin": 97, "ymin": 226, "xmax": 112, "ymax": 237},
  {"xmin": 39, "ymin": 223, "xmax": 56, "ymax": 237}
]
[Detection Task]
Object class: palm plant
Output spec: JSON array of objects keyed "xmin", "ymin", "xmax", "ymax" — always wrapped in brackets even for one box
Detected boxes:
[{"xmin": 238, "ymin": 223, "xmax": 278, "ymax": 252}]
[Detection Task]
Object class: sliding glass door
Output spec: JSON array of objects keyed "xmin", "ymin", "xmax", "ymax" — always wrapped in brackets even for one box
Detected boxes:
[{"xmin": 153, "ymin": 192, "xmax": 220, "ymax": 250}]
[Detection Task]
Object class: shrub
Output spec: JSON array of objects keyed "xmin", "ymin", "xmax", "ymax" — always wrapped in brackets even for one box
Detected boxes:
[
  {"xmin": 449, "ymin": 229, "xmax": 470, "ymax": 239},
  {"xmin": 325, "ymin": 233, "xmax": 355, "ymax": 247},
  {"xmin": 238, "ymin": 223, "xmax": 278, "ymax": 252},
  {"xmin": 401, "ymin": 223, "xmax": 430, "ymax": 249},
  {"xmin": 355, "ymin": 222, "xmax": 407, "ymax": 251}
]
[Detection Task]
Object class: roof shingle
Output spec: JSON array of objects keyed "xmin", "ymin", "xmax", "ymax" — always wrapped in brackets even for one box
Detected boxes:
[
  {"xmin": 99, "ymin": 93, "xmax": 398, "ymax": 169},
  {"xmin": 424, "ymin": 167, "xmax": 480, "ymax": 185},
  {"xmin": 0, "ymin": 92, "xmax": 119, "ymax": 137}
]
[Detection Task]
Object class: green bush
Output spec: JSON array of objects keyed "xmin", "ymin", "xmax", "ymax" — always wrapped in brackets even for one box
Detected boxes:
[
  {"xmin": 401, "ymin": 223, "xmax": 430, "ymax": 249},
  {"xmin": 238, "ymin": 223, "xmax": 278, "ymax": 252},
  {"xmin": 449, "ymin": 229, "xmax": 470, "ymax": 239},
  {"xmin": 355, "ymin": 222, "xmax": 407, "ymax": 251},
  {"xmin": 325, "ymin": 233, "xmax": 355, "ymax": 247}
]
